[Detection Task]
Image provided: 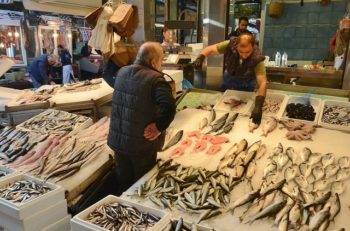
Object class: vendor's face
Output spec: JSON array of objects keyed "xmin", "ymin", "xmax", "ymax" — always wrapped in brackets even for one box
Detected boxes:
[
  {"xmin": 163, "ymin": 30, "xmax": 170, "ymax": 42},
  {"xmin": 237, "ymin": 43, "xmax": 253, "ymax": 60},
  {"xmin": 152, "ymin": 52, "xmax": 164, "ymax": 71},
  {"xmin": 238, "ymin": 20, "xmax": 248, "ymax": 32}
]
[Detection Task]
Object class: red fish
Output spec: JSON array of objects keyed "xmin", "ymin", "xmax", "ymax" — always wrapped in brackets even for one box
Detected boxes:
[
  {"xmin": 206, "ymin": 144, "xmax": 222, "ymax": 155},
  {"xmin": 188, "ymin": 130, "xmax": 201, "ymax": 139},
  {"xmin": 192, "ymin": 140, "xmax": 207, "ymax": 153},
  {"xmin": 170, "ymin": 145, "xmax": 187, "ymax": 158},
  {"xmin": 181, "ymin": 138, "xmax": 193, "ymax": 147},
  {"xmin": 202, "ymin": 134, "xmax": 214, "ymax": 141},
  {"xmin": 210, "ymin": 136, "xmax": 229, "ymax": 145}
]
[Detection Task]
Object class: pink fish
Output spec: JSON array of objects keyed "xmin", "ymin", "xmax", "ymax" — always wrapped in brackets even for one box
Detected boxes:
[
  {"xmin": 206, "ymin": 144, "xmax": 222, "ymax": 155},
  {"xmin": 188, "ymin": 130, "xmax": 202, "ymax": 139},
  {"xmin": 192, "ymin": 140, "xmax": 207, "ymax": 153},
  {"xmin": 170, "ymin": 145, "xmax": 187, "ymax": 158},
  {"xmin": 181, "ymin": 138, "xmax": 193, "ymax": 147},
  {"xmin": 202, "ymin": 134, "xmax": 214, "ymax": 141},
  {"xmin": 210, "ymin": 136, "xmax": 229, "ymax": 145}
]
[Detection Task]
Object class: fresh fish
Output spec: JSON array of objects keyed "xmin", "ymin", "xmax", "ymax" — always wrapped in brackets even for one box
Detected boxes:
[
  {"xmin": 309, "ymin": 206, "xmax": 330, "ymax": 230},
  {"xmin": 312, "ymin": 166, "xmax": 325, "ymax": 181},
  {"xmin": 263, "ymin": 161, "xmax": 277, "ymax": 179},
  {"xmin": 303, "ymin": 191, "xmax": 331, "ymax": 209},
  {"xmin": 331, "ymin": 181, "xmax": 345, "ymax": 195},
  {"xmin": 274, "ymin": 197, "xmax": 295, "ymax": 225},
  {"xmin": 272, "ymin": 142, "xmax": 283, "ymax": 155},
  {"xmin": 313, "ymin": 180, "xmax": 330, "ymax": 192},
  {"xmin": 246, "ymin": 199, "xmax": 286, "ymax": 224},
  {"xmin": 236, "ymin": 139, "xmax": 248, "ymax": 154},
  {"xmin": 277, "ymin": 153, "xmax": 289, "ymax": 171},
  {"xmin": 301, "ymin": 191, "xmax": 314, "ymax": 204},
  {"xmin": 249, "ymin": 118, "xmax": 259, "ymax": 133},
  {"xmin": 247, "ymin": 140, "xmax": 261, "ymax": 153},
  {"xmin": 308, "ymin": 152, "xmax": 322, "ymax": 166},
  {"xmin": 325, "ymin": 164, "xmax": 339, "ymax": 179},
  {"xmin": 206, "ymin": 144, "xmax": 221, "ymax": 155},
  {"xmin": 199, "ymin": 117, "xmax": 208, "ymax": 130},
  {"xmin": 289, "ymin": 202, "xmax": 302, "ymax": 229},
  {"xmin": 284, "ymin": 165, "xmax": 299, "ymax": 181},
  {"xmin": 329, "ymin": 193, "xmax": 341, "ymax": 222},
  {"xmin": 255, "ymin": 144, "xmax": 267, "ymax": 160},
  {"xmin": 246, "ymin": 161, "xmax": 256, "ymax": 181},
  {"xmin": 300, "ymin": 147, "xmax": 312, "ymax": 163},
  {"xmin": 221, "ymin": 143, "xmax": 238, "ymax": 160},
  {"xmin": 294, "ymin": 175, "xmax": 309, "ymax": 189},
  {"xmin": 227, "ymin": 189, "xmax": 260, "ymax": 212},
  {"xmin": 278, "ymin": 213, "xmax": 288, "ymax": 231},
  {"xmin": 170, "ymin": 146, "xmax": 187, "ymax": 158},
  {"xmin": 281, "ymin": 183, "xmax": 300, "ymax": 201},
  {"xmin": 208, "ymin": 110, "xmax": 216, "ymax": 124},
  {"xmin": 180, "ymin": 138, "xmax": 193, "ymax": 147},
  {"xmin": 162, "ymin": 130, "xmax": 184, "ymax": 151},
  {"xmin": 211, "ymin": 113, "xmax": 229, "ymax": 127},
  {"xmin": 299, "ymin": 163, "xmax": 312, "ymax": 178},
  {"xmin": 302, "ymin": 208, "xmax": 311, "ymax": 225},
  {"xmin": 224, "ymin": 113, "xmax": 239, "ymax": 126},
  {"xmin": 321, "ymin": 153, "xmax": 335, "ymax": 167},
  {"xmin": 335, "ymin": 168, "xmax": 350, "ymax": 181},
  {"xmin": 243, "ymin": 151, "xmax": 256, "ymax": 166},
  {"xmin": 338, "ymin": 156, "xmax": 350, "ymax": 168},
  {"xmin": 192, "ymin": 140, "xmax": 207, "ymax": 153},
  {"xmin": 210, "ymin": 136, "xmax": 229, "ymax": 145},
  {"xmin": 286, "ymin": 147, "xmax": 298, "ymax": 164},
  {"xmin": 260, "ymin": 179, "xmax": 286, "ymax": 197},
  {"xmin": 318, "ymin": 219, "xmax": 330, "ymax": 231},
  {"xmin": 261, "ymin": 117, "xmax": 277, "ymax": 137}
]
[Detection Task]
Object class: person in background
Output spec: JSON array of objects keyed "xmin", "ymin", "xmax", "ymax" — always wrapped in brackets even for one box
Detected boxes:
[
  {"xmin": 192, "ymin": 33, "xmax": 267, "ymax": 125},
  {"xmin": 161, "ymin": 27, "xmax": 180, "ymax": 47},
  {"xmin": 80, "ymin": 42, "xmax": 92, "ymax": 58},
  {"xmin": 28, "ymin": 54, "xmax": 57, "ymax": 88},
  {"xmin": 228, "ymin": 17, "xmax": 252, "ymax": 39},
  {"xmin": 57, "ymin": 45, "xmax": 75, "ymax": 84},
  {"xmin": 108, "ymin": 42, "xmax": 176, "ymax": 195}
]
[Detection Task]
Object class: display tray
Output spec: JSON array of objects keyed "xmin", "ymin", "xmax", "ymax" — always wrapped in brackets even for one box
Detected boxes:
[
  {"xmin": 70, "ymin": 195, "xmax": 171, "ymax": 231},
  {"xmin": 0, "ymin": 174, "xmax": 65, "ymax": 220},
  {"xmin": 281, "ymin": 95, "xmax": 322, "ymax": 124},
  {"xmin": 176, "ymin": 88, "xmax": 223, "ymax": 110},
  {"xmin": 213, "ymin": 89, "xmax": 254, "ymax": 115},
  {"xmin": 318, "ymin": 100, "xmax": 350, "ymax": 132},
  {"xmin": 247, "ymin": 92, "xmax": 289, "ymax": 119},
  {"xmin": 0, "ymin": 166, "xmax": 17, "ymax": 181}
]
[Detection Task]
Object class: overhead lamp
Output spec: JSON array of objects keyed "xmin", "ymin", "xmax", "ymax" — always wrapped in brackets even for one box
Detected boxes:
[
  {"xmin": 53, "ymin": 33, "xmax": 58, "ymax": 38},
  {"xmin": 7, "ymin": 32, "xmax": 12, "ymax": 37},
  {"xmin": 14, "ymin": 32, "xmax": 19, "ymax": 37},
  {"xmin": 68, "ymin": 33, "xmax": 72, "ymax": 38},
  {"xmin": 0, "ymin": 43, "xmax": 4, "ymax": 48}
]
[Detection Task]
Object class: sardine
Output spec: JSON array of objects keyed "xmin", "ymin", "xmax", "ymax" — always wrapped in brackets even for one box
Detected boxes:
[
  {"xmin": 227, "ymin": 189, "xmax": 260, "ymax": 212},
  {"xmin": 274, "ymin": 197, "xmax": 295, "ymax": 225},
  {"xmin": 278, "ymin": 213, "xmax": 288, "ymax": 231},
  {"xmin": 309, "ymin": 206, "xmax": 330, "ymax": 230},
  {"xmin": 162, "ymin": 130, "xmax": 184, "ymax": 151},
  {"xmin": 289, "ymin": 202, "xmax": 302, "ymax": 229},
  {"xmin": 247, "ymin": 199, "xmax": 286, "ymax": 224},
  {"xmin": 329, "ymin": 193, "xmax": 340, "ymax": 221},
  {"xmin": 303, "ymin": 191, "xmax": 331, "ymax": 209}
]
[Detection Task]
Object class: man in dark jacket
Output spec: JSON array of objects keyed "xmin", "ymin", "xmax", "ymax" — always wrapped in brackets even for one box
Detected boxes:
[
  {"xmin": 228, "ymin": 17, "xmax": 251, "ymax": 39},
  {"xmin": 28, "ymin": 54, "xmax": 57, "ymax": 88},
  {"xmin": 108, "ymin": 42, "xmax": 176, "ymax": 195},
  {"xmin": 192, "ymin": 33, "xmax": 267, "ymax": 125},
  {"xmin": 58, "ymin": 45, "xmax": 75, "ymax": 84}
]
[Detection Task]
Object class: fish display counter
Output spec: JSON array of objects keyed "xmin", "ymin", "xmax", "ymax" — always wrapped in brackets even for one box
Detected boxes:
[{"xmin": 119, "ymin": 88, "xmax": 350, "ymax": 231}]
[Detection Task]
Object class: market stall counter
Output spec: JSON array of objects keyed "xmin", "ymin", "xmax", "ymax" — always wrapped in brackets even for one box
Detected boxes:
[{"xmin": 117, "ymin": 88, "xmax": 350, "ymax": 231}]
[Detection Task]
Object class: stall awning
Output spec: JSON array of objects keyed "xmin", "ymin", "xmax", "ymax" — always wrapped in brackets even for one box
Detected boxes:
[{"xmin": 23, "ymin": 0, "xmax": 102, "ymax": 16}]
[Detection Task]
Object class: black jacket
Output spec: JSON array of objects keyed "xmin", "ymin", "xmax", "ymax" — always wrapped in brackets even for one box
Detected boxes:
[{"xmin": 108, "ymin": 64, "xmax": 176, "ymax": 153}]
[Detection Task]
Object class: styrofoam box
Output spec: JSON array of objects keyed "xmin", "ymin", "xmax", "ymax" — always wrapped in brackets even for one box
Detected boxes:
[
  {"xmin": 0, "ymin": 174, "xmax": 65, "ymax": 220},
  {"xmin": 163, "ymin": 70, "xmax": 183, "ymax": 92},
  {"xmin": 0, "ymin": 200, "xmax": 67, "ymax": 231},
  {"xmin": 42, "ymin": 215, "xmax": 71, "ymax": 231},
  {"xmin": 247, "ymin": 92, "xmax": 289, "ymax": 119},
  {"xmin": 318, "ymin": 100, "xmax": 350, "ymax": 132},
  {"xmin": 0, "ymin": 166, "xmax": 17, "ymax": 181},
  {"xmin": 213, "ymin": 89, "xmax": 255, "ymax": 115},
  {"xmin": 71, "ymin": 195, "xmax": 171, "ymax": 231},
  {"xmin": 281, "ymin": 95, "xmax": 321, "ymax": 124}
]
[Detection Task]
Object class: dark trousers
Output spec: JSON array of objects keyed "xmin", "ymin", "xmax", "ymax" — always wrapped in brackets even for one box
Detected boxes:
[
  {"xmin": 103, "ymin": 59, "xmax": 120, "ymax": 88},
  {"xmin": 114, "ymin": 150, "xmax": 157, "ymax": 195}
]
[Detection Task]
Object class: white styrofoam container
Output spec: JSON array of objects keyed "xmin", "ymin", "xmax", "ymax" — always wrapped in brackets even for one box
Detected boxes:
[
  {"xmin": 163, "ymin": 69, "xmax": 183, "ymax": 92},
  {"xmin": 0, "ymin": 166, "xmax": 17, "ymax": 181},
  {"xmin": 0, "ymin": 174, "xmax": 65, "ymax": 220},
  {"xmin": 71, "ymin": 195, "xmax": 171, "ymax": 231},
  {"xmin": 0, "ymin": 200, "xmax": 67, "ymax": 231},
  {"xmin": 281, "ymin": 95, "xmax": 321, "ymax": 124},
  {"xmin": 247, "ymin": 92, "xmax": 289, "ymax": 119},
  {"xmin": 318, "ymin": 100, "xmax": 350, "ymax": 132},
  {"xmin": 213, "ymin": 89, "xmax": 255, "ymax": 115},
  {"xmin": 42, "ymin": 215, "xmax": 71, "ymax": 231}
]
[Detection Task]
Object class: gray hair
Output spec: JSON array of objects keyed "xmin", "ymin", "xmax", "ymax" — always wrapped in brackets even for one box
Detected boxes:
[
  {"xmin": 134, "ymin": 42, "xmax": 163, "ymax": 66},
  {"xmin": 47, "ymin": 54, "xmax": 57, "ymax": 63}
]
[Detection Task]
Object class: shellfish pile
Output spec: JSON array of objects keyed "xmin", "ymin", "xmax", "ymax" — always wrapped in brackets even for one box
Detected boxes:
[{"xmin": 321, "ymin": 105, "xmax": 350, "ymax": 126}]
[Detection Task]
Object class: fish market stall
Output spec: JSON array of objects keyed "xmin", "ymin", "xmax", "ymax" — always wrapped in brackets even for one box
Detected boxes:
[{"xmin": 119, "ymin": 88, "xmax": 350, "ymax": 231}]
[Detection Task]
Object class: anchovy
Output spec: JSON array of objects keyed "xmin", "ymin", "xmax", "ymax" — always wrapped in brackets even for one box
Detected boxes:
[
  {"xmin": 309, "ymin": 206, "xmax": 330, "ymax": 230},
  {"xmin": 260, "ymin": 179, "xmax": 286, "ymax": 197}
]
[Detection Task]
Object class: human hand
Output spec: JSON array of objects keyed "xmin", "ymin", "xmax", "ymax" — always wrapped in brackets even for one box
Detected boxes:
[
  {"xmin": 250, "ymin": 96, "xmax": 265, "ymax": 124},
  {"xmin": 192, "ymin": 54, "xmax": 206, "ymax": 70},
  {"xmin": 144, "ymin": 123, "xmax": 161, "ymax": 141}
]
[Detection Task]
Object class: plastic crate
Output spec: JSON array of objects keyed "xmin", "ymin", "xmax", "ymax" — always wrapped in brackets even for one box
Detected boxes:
[
  {"xmin": 318, "ymin": 100, "xmax": 350, "ymax": 132},
  {"xmin": 213, "ymin": 89, "xmax": 255, "ymax": 115},
  {"xmin": 71, "ymin": 195, "xmax": 171, "ymax": 231},
  {"xmin": 0, "ymin": 200, "xmax": 67, "ymax": 231},
  {"xmin": 0, "ymin": 166, "xmax": 17, "ymax": 181},
  {"xmin": 247, "ymin": 92, "xmax": 288, "ymax": 119},
  {"xmin": 0, "ymin": 174, "xmax": 65, "ymax": 220},
  {"xmin": 42, "ymin": 215, "xmax": 71, "ymax": 231},
  {"xmin": 281, "ymin": 95, "xmax": 321, "ymax": 124}
]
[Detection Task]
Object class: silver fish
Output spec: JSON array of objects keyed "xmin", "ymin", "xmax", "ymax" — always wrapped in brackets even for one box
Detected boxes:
[
  {"xmin": 319, "ymin": 219, "xmax": 330, "ymax": 231},
  {"xmin": 309, "ymin": 206, "xmax": 330, "ymax": 230},
  {"xmin": 312, "ymin": 166, "xmax": 325, "ymax": 181},
  {"xmin": 263, "ymin": 161, "xmax": 277, "ymax": 179},
  {"xmin": 299, "ymin": 163, "xmax": 312, "ymax": 178},
  {"xmin": 286, "ymin": 147, "xmax": 298, "ymax": 164},
  {"xmin": 289, "ymin": 202, "xmax": 302, "ymax": 230},
  {"xmin": 284, "ymin": 164, "xmax": 299, "ymax": 181},
  {"xmin": 325, "ymin": 164, "xmax": 339, "ymax": 179},
  {"xmin": 329, "ymin": 193, "xmax": 340, "ymax": 222},
  {"xmin": 272, "ymin": 142, "xmax": 283, "ymax": 155},
  {"xmin": 308, "ymin": 152, "xmax": 322, "ymax": 166},
  {"xmin": 227, "ymin": 189, "xmax": 260, "ymax": 212},
  {"xmin": 338, "ymin": 156, "xmax": 350, "ymax": 168},
  {"xmin": 302, "ymin": 208, "xmax": 311, "ymax": 225},
  {"xmin": 208, "ymin": 109, "xmax": 216, "ymax": 124},
  {"xmin": 274, "ymin": 197, "xmax": 295, "ymax": 225},
  {"xmin": 300, "ymin": 147, "xmax": 312, "ymax": 163},
  {"xmin": 247, "ymin": 199, "xmax": 286, "ymax": 224},
  {"xmin": 260, "ymin": 179, "xmax": 286, "ymax": 197},
  {"xmin": 331, "ymin": 181, "xmax": 345, "ymax": 195},
  {"xmin": 313, "ymin": 179, "xmax": 330, "ymax": 192},
  {"xmin": 303, "ymin": 191, "xmax": 331, "ymax": 209},
  {"xmin": 162, "ymin": 130, "xmax": 184, "ymax": 151},
  {"xmin": 321, "ymin": 153, "xmax": 335, "ymax": 167},
  {"xmin": 294, "ymin": 175, "xmax": 309, "ymax": 189},
  {"xmin": 335, "ymin": 168, "xmax": 350, "ymax": 181},
  {"xmin": 278, "ymin": 213, "xmax": 288, "ymax": 231},
  {"xmin": 277, "ymin": 152, "xmax": 289, "ymax": 171}
]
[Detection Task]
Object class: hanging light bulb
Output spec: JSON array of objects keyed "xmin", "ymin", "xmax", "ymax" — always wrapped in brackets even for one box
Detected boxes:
[
  {"xmin": 0, "ymin": 43, "xmax": 4, "ymax": 48},
  {"xmin": 53, "ymin": 33, "xmax": 58, "ymax": 38},
  {"xmin": 8, "ymin": 32, "xmax": 12, "ymax": 37},
  {"xmin": 68, "ymin": 33, "xmax": 72, "ymax": 38},
  {"xmin": 14, "ymin": 32, "xmax": 19, "ymax": 37}
]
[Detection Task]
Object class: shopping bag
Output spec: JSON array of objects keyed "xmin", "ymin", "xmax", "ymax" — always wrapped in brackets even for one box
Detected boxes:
[
  {"xmin": 84, "ymin": 6, "xmax": 104, "ymax": 28},
  {"xmin": 109, "ymin": 4, "xmax": 133, "ymax": 34},
  {"xmin": 110, "ymin": 38, "xmax": 138, "ymax": 67}
]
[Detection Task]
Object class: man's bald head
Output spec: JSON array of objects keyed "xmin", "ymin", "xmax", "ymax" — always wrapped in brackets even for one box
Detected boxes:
[
  {"xmin": 135, "ymin": 42, "xmax": 163, "ymax": 70},
  {"xmin": 236, "ymin": 33, "xmax": 255, "ymax": 59}
]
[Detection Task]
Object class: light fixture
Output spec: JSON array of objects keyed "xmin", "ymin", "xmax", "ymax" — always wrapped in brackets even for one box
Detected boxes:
[
  {"xmin": 7, "ymin": 32, "xmax": 12, "ymax": 37},
  {"xmin": 68, "ymin": 33, "xmax": 72, "ymax": 38},
  {"xmin": 0, "ymin": 43, "xmax": 4, "ymax": 48},
  {"xmin": 53, "ymin": 33, "xmax": 58, "ymax": 38},
  {"xmin": 14, "ymin": 32, "xmax": 19, "ymax": 37}
]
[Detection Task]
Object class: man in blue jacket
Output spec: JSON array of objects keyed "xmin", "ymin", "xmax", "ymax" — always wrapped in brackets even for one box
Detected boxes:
[
  {"xmin": 28, "ymin": 54, "xmax": 57, "ymax": 88},
  {"xmin": 58, "ymin": 45, "xmax": 75, "ymax": 84}
]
